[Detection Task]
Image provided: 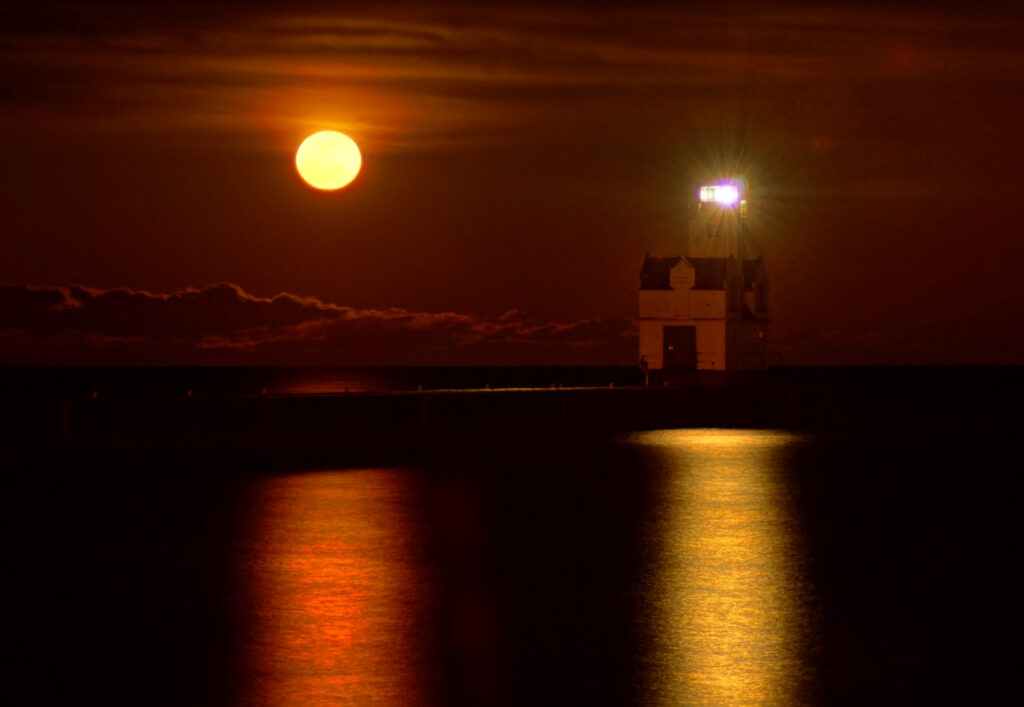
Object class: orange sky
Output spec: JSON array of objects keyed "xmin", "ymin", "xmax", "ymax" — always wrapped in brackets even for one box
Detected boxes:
[{"xmin": 1, "ymin": 1, "xmax": 1022, "ymax": 364}]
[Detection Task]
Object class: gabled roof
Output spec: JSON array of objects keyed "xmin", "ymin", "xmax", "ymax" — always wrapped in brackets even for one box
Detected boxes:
[
  {"xmin": 640, "ymin": 255, "xmax": 683, "ymax": 290},
  {"xmin": 641, "ymin": 255, "xmax": 765, "ymax": 291}
]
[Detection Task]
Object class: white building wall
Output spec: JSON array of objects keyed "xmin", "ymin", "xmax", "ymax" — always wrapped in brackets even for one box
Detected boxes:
[
  {"xmin": 638, "ymin": 320, "xmax": 665, "ymax": 369},
  {"xmin": 690, "ymin": 291, "xmax": 726, "ymax": 319},
  {"xmin": 638, "ymin": 291, "xmax": 673, "ymax": 319},
  {"xmin": 696, "ymin": 320, "xmax": 727, "ymax": 370},
  {"xmin": 671, "ymin": 290, "xmax": 691, "ymax": 317},
  {"xmin": 640, "ymin": 314, "xmax": 767, "ymax": 370}
]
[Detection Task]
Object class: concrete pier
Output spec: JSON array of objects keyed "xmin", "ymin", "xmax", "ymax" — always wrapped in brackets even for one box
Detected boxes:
[{"xmin": 2, "ymin": 367, "xmax": 1017, "ymax": 465}]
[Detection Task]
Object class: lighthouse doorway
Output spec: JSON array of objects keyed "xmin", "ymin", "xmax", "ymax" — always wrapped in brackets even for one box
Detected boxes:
[{"xmin": 663, "ymin": 325, "xmax": 697, "ymax": 369}]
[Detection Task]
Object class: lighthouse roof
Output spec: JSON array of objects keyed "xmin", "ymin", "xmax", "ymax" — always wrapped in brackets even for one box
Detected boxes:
[
  {"xmin": 639, "ymin": 255, "xmax": 683, "ymax": 290},
  {"xmin": 642, "ymin": 255, "xmax": 765, "ymax": 291}
]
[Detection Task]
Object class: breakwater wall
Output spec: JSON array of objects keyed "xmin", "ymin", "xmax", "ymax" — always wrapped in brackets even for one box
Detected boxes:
[{"xmin": 2, "ymin": 367, "xmax": 1016, "ymax": 463}]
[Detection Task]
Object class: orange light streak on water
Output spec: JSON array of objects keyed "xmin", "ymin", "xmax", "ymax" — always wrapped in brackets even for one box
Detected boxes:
[
  {"xmin": 631, "ymin": 430, "xmax": 810, "ymax": 705},
  {"xmin": 243, "ymin": 469, "xmax": 434, "ymax": 706}
]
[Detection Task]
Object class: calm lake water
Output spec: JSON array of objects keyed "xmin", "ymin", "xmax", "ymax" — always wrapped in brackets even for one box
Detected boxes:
[{"xmin": 2, "ymin": 427, "xmax": 1015, "ymax": 705}]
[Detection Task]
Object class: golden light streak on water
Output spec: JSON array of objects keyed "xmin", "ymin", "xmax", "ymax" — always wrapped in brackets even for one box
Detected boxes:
[
  {"xmin": 244, "ymin": 469, "xmax": 432, "ymax": 706},
  {"xmin": 632, "ymin": 430, "xmax": 808, "ymax": 706}
]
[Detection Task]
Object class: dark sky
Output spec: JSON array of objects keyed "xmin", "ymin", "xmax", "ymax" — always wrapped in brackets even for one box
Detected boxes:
[{"xmin": 2, "ymin": 1, "xmax": 1022, "ymax": 364}]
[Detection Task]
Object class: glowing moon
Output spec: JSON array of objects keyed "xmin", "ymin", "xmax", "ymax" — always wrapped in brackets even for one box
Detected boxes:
[{"xmin": 295, "ymin": 131, "xmax": 362, "ymax": 190}]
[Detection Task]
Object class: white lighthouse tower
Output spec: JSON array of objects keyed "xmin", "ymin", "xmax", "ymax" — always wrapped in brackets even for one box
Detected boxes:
[{"xmin": 638, "ymin": 182, "xmax": 769, "ymax": 375}]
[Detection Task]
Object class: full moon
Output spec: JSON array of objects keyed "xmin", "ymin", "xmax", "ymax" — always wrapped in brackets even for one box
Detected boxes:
[{"xmin": 295, "ymin": 131, "xmax": 362, "ymax": 190}]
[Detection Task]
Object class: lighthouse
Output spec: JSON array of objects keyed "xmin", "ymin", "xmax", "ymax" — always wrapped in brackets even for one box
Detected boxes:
[{"xmin": 638, "ymin": 181, "xmax": 769, "ymax": 375}]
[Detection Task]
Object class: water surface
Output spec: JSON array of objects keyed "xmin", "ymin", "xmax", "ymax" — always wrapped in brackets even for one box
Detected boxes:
[{"xmin": 2, "ymin": 427, "xmax": 1013, "ymax": 704}]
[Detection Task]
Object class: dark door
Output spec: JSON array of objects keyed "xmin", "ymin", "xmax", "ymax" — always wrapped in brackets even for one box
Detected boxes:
[{"xmin": 663, "ymin": 326, "xmax": 697, "ymax": 369}]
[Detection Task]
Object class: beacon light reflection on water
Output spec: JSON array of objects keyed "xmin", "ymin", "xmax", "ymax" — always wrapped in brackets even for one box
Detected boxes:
[{"xmin": 628, "ymin": 429, "xmax": 810, "ymax": 704}]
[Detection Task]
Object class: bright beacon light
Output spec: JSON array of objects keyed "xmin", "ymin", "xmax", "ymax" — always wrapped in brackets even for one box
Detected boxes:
[{"xmin": 699, "ymin": 184, "xmax": 740, "ymax": 206}]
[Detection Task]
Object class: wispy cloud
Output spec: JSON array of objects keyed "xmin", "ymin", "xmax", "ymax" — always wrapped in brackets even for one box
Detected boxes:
[
  {"xmin": 0, "ymin": 282, "xmax": 635, "ymax": 364},
  {"xmin": 3, "ymin": 2, "xmax": 1020, "ymax": 154}
]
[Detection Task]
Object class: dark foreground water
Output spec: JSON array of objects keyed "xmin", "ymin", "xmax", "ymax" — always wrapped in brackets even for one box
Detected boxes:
[{"xmin": 2, "ymin": 428, "xmax": 1016, "ymax": 705}]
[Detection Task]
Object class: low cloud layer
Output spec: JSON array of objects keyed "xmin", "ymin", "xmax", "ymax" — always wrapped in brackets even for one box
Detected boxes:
[{"xmin": 0, "ymin": 282, "xmax": 636, "ymax": 365}]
